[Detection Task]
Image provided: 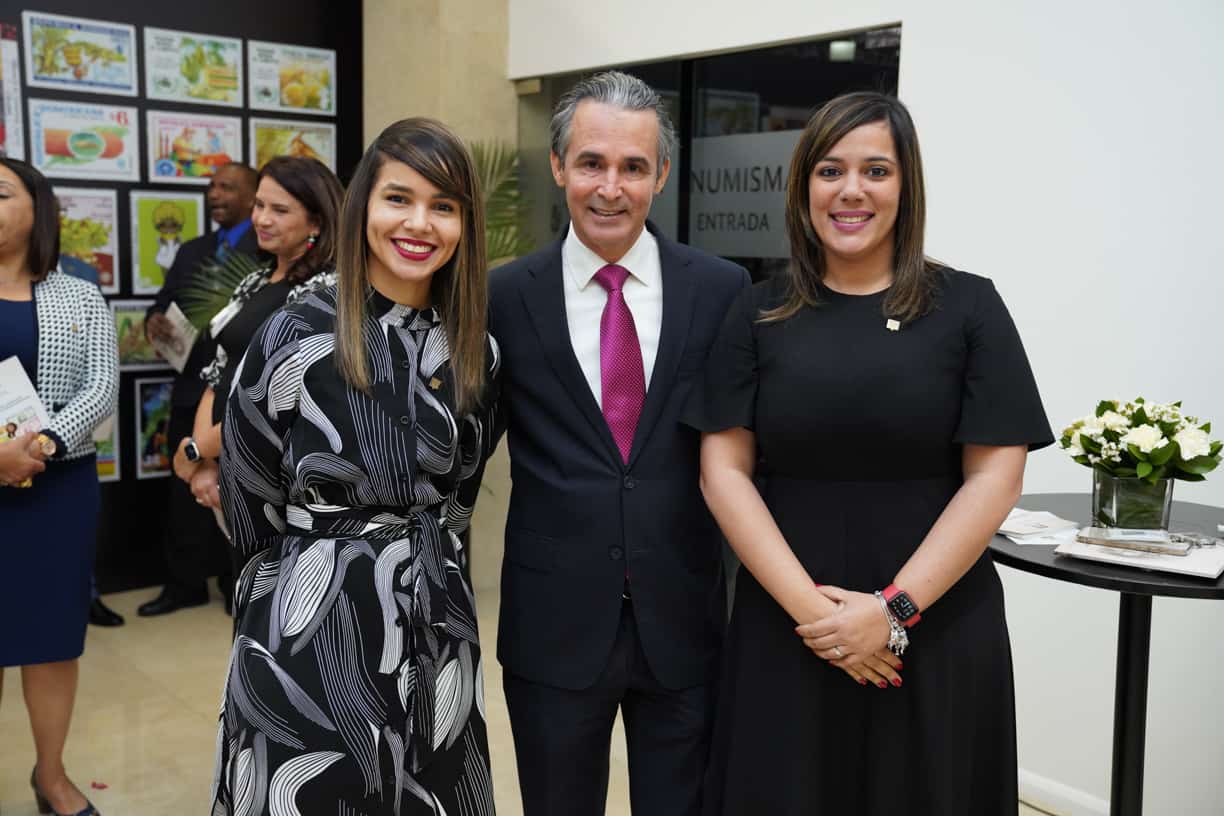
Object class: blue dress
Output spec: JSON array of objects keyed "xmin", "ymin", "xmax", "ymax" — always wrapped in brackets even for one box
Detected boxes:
[{"xmin": 0, "ymin": 298, "xmax": 99, "ymax": 667}]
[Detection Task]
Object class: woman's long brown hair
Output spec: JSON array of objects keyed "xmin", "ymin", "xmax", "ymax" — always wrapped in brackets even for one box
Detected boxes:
[
  {"xmin": 334, "ymin": 118, "xmax": 488, "ymax": 415},
  {"xmin": 763, "ymin": 92, "xmax": 939, "ymax": 324}
]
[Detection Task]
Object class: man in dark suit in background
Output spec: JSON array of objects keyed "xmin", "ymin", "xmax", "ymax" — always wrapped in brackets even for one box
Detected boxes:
[
  {"xmin": 139, "ymin": 162, "xmax": 258, "ymax": 616},
  {"xmin": 489, "ymin": 71, "xmax": 749, "ymax": 815}
]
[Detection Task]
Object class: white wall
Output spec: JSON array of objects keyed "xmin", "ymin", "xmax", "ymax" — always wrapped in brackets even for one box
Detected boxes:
[{"xmin": 509, "ymin": 2, "xmax": 1224, "ymax": 814}]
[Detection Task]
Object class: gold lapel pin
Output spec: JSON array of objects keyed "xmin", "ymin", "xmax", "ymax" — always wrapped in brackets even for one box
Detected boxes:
[
  {"xmin": 886, "ymin": 319, "xmax": 901, "ymax": 332},
  {"xmin": 429, "ymin": 377, "xmax": 443, "ymax": 391}
]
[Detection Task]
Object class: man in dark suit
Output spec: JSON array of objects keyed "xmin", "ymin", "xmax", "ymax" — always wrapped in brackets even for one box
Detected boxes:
[
  {"xmin": 489, "ymin": 71, "xmax": 749, "ymax": 815},
  {"xmin": 139, "ymin": 162, "xmax": 258, "ymax": 616}
]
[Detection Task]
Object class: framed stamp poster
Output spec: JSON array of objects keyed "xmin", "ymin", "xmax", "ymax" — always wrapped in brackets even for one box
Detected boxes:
[
  {"xmin": 249, "ymin": 117, "xmax": 336, "ymax": 170},
  {"xmin": 134, "ymin": 377, "xmax": 173, "ymax": 479},
  {"xmin": 22, "ymin": 11, "xmax": 138, "ymax": 96},
  {"xmin": 0, "ymin": 23, "xmax": 23, "ymax": 159},
  {"xmin": 94, "ymin": 415, "xmax": 119, "ymax": 483},
  {"xmin": 129, "ymin": 190, "xmax": 205, "ymax": 294},
  {"xmin": 28, "ymin": 98, "xmax": 139, "ymax": 181},
  {"xmin": 54, "ymin": 186, "xmax": 120, "ymax": 294},
  {"xmin": 144, "ymin": 27, "xmax": 243, "ymax": 108},
  {"xmin": 247, "ymin": 40, "xmax": 336, "ymax": 115},
  {"xmin": 111, "ymin": 298, "xmax": 167, "ymax": 371},
  {"xmin": 146, "ymin": 109, "xmax": 242, "ymax": 185}
]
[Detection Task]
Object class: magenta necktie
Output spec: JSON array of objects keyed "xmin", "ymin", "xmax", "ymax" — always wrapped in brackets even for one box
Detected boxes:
[{"xmin": 593, "ymin": 264, "xmax": 645, "ymax": 464}]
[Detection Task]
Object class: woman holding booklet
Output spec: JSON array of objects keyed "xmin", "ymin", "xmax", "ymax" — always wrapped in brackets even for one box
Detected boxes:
[{"xmin": 0, "ymin": 157, "xmax": 117, "ymax": 816}]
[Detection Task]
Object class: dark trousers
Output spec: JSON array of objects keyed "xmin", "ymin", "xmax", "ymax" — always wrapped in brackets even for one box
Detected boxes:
[
  {"xmin": 161, "ymin": 403, "xmax": 229, "ymax": 594},
  {"xmin": 503, "ymin": 600, "xmax": 713, "ymax": 816}
]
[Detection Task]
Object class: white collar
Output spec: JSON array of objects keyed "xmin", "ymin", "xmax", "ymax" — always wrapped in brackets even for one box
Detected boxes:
[{"xmin": 562, "ymin": 223, "xmax": 660, "ymax": 292}]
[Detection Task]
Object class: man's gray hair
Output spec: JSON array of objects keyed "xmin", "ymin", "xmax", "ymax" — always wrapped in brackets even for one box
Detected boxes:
[{"xmin": 550, "ymin": 70, "xmax": 675, "ymax": 176}]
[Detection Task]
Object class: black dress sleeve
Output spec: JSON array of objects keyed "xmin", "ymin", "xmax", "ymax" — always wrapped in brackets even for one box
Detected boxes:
[
  {"xmin": 681, "ymin": 284, "xmax": 760, "ymax": 433},
  {"xmin": 218, "ymin": 314, "xmax": 301, "ymax": 576},
  {"xmin": 952, "ymin": 276, "xmax": 1054, "ymax": 451},
  {"xmin": 443, "ymin": 335, "xmax": 503, "ymax": 542}
]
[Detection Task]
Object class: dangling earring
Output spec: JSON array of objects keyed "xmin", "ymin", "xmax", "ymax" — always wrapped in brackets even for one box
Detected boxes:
[{"xmin": 306, "ymin": 232, "xmax": 318, "ymax": 249}]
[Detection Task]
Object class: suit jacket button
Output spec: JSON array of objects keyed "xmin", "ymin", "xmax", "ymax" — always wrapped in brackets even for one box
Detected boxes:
[
  {"xmin": 609, "ymin": 546, "xmax": 624, "ymax": 561},
  {"xmin": 399, "ymin": 415, "xmax": 411, "ymax": 425},
  {"xmin": 623, "ymin": 476, "xmax": 636, "ymax": 490}
]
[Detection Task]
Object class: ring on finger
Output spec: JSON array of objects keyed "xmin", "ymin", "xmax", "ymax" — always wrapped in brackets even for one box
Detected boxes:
[{"xmin": 833, "ymin": 645, "xmax": 844, "ymax": 658}]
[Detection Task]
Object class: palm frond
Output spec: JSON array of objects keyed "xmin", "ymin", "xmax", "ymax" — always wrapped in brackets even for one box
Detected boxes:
[
  {"xmin": 468, "ymin": 140, "xmax": 534, "ymax": 267},
  {"xmin": 177, "ymin": 250, "xmax": 264, "ymax": 331}
]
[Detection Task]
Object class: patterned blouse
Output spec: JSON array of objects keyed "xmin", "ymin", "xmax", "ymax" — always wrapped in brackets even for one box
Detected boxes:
[{"xmin": 212, "ymin": 284, "xmax": 501, "ymax": 815}]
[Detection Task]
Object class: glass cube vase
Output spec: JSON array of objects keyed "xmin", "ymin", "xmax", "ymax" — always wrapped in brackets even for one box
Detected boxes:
[{"xmin": 1091, "ymin": 470, "xmax": 1174, "ymax": 530}]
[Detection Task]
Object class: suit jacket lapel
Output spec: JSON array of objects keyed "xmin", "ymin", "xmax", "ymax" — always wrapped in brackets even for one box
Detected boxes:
[
  {"xmin": 520, "ymin": 243, "xmax": 622, "ymax": 464},
  {"xmin": 627, "ymin": 229, "xmax": 696, "ymax": 468}
]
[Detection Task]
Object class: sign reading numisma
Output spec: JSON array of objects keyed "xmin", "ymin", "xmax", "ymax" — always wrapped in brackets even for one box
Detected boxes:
[{"xmin": 688, "ymin": 129, "xmax": 801, "ymax": 259}]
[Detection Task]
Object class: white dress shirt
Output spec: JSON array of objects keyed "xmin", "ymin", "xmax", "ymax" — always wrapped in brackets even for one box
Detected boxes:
[{"xmin": 562, "ymin": 224, "xmax": 663, "ymax": 408}]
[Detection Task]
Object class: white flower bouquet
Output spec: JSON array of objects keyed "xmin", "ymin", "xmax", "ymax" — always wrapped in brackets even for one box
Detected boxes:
[
  {"xmin": 1061, "ymin": 398, "xmax": 1221, "ymax": 528},
  {"xmin": 1060, "ymin": 398, "xmax": 1220, "ymax": 483}
]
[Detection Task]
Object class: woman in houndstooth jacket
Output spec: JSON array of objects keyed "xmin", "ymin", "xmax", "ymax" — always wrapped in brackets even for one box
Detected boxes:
[{"xmin": 0, "ymin": 157, "xmax": 117, "ymax": 816}]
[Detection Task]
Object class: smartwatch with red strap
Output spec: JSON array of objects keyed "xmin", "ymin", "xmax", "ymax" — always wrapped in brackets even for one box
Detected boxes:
[{"xmin": 882, "ymin": 583, "xmax": 921, "ymax": 627}]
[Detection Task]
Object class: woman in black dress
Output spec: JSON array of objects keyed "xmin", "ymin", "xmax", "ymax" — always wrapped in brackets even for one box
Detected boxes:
[
  {"xmin": 686, "ymin": 93, "xmax": 1053, "ymax": 814},
  {"xmin": 0, "ymin": 157, "xmax": 117, "ymax": 815},
  {"xmin": 209, "ymin": 118, "xmax": 499, "ymax": 814},
  {"xmin": 172, "ymin": 157, "xmax": 341, "ymax": 520}
]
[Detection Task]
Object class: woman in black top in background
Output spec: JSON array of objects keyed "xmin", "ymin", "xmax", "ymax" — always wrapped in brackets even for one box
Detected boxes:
[{"xmin": 172, "ymin": 157, "xmax": 341, "ymax": 513}]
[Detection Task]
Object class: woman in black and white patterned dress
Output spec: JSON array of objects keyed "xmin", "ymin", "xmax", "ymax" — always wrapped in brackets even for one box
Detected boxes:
[{"xmin": 210, "ymin": 119, "xmax": 500, "ymax": 815}]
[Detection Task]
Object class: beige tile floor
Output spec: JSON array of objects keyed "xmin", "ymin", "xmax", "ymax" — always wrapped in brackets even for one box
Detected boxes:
[{"xmin": 0, "ymin": 588, "xmax": 1056, "ymax": 815}]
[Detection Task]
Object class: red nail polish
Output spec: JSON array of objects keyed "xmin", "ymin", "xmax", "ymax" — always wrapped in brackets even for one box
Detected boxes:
[
  {"xmin": 857, "ymin": 678, "xmax": 867, "ymax": 685},
  {"xmin": 891, "ymin": 678, "xmax": 902, "ymax": 687},
  {"xmin": 896, "ymin": 661, "xmax": 903, "ymax": 670},
  {"xmin": 877, "ymin": 681, "xmax": 887, "ymax": 689},
  {"xmin": 813, "ymin": 583, "xmax": 823, "ymax": 587}
]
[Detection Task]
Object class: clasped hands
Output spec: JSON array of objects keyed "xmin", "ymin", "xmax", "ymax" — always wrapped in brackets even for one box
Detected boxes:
[
  {"xmin": 0, "ymin": 432, "xmax": 49, "ymax": 486},
  {"xmin": 795, "ymin": 585, "xmax": 903, "ymax": 689}
]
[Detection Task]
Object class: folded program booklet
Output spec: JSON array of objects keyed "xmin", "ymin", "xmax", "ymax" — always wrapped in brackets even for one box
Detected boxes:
[
  {"xmin": 0, "ymin": 355, "xmax": 50, "ymax": 440},
  {"xmin": 999, "ymin": 508, "xmax": 1080, "ymax": 538},
  {"xmin": 149, "ymin": 302, "xmax": 199, "ymax": 373}
]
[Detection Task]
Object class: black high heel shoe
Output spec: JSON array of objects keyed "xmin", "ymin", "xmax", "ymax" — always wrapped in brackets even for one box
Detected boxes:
[{"xmin": 30, "ymin": 768, "xmax": 100, "ymax": 816}]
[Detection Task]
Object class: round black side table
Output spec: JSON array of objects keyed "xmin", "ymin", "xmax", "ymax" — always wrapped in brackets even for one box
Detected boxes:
[{"xmin": 989, "ymin": 493, "xmax": 1224, "ymax": 816}]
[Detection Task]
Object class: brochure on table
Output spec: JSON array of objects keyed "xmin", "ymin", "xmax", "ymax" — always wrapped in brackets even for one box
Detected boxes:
[{"xmin": 1000, "ymin": 506, "xmax": 1224, "ymax": 578}]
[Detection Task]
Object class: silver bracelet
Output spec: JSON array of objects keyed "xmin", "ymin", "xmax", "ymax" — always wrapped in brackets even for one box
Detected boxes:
[{"xmin": 874, "ymin": 590, "xmax": 909, "ymax": 657}]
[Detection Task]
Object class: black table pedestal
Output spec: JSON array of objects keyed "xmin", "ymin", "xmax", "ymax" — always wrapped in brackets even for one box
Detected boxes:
[
  {"xmin": 988, "ymin": 494, "xmax": 1224, "ymax": 816},
  {"xmin": 1111, "ymin": 594, "xmax": 1151, "ymax": 816}
]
